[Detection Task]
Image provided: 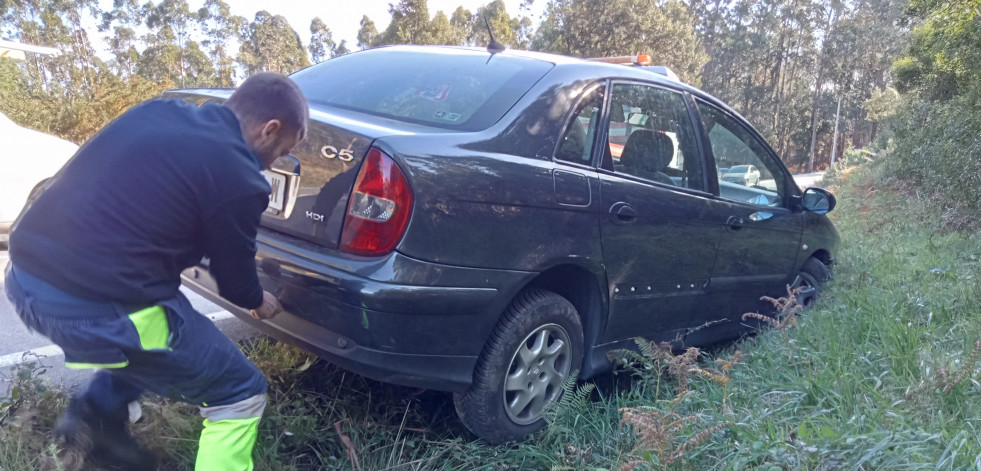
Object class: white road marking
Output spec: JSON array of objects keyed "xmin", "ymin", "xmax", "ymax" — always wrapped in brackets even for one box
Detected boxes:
[
  {"xmin": 0, "ymin": 344, "xmax": 63, "ymax": 368},
  {"xmin": 0, "ymin": 310, "xmax": 237, "ymax": 369},
  {"xmin": 205, "ymin": 310, "xmax": 236, "ymax": 322}
]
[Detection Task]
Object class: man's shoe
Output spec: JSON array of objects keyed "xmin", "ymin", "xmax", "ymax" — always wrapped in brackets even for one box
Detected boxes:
[
  {"xmin": 52, "ymin": 397, "xmax": 156, "ymax": 471},
  {"xmin": 47, "ymin": 402, "xmax": 93, "ymax": 471}
]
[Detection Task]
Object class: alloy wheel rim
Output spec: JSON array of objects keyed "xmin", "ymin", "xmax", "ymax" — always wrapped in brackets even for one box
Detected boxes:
[
  {"xmin": 502, "ymin": 323, "xmax": 572, "ymax": 425},
  {"xmin": 792, "ymin": 271, "xmax": 819, "ymax": 306}
]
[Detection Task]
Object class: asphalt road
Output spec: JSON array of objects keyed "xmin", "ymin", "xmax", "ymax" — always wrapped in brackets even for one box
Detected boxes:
[
  {"xmin": 0, "ymin": 249, "xmax": 258, "ymax": 394},
  {"xmin": 794, "ymin": 171, "xmax": 826, "ymax": 189}
]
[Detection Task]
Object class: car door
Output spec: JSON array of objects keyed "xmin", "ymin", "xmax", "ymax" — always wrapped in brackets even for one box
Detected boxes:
[
  {"xmin": 593, "ymin": 82, "xmax": 722, "ymax": 342},
  {"xmin": 693, "ymin": 98, "xmax": 804, "ymax": 320}
]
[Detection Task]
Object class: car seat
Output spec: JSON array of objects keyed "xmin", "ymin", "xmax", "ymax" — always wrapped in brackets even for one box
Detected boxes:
[
  {"xmin": 556, "ymin": 118, "xmax": 589, "ymax": 163},
  {"xmin": 618, "ymin": 130, "xmax": 675, "ymax": 186}
]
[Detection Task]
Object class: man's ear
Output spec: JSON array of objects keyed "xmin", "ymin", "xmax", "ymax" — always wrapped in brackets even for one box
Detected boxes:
[{"xmin": 260, "ymin": 119, "xmax": 282, "ymax": 138}]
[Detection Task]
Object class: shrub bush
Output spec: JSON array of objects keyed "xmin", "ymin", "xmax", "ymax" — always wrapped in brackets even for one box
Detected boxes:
[{"xmin": 880, "ymin": 86, "xmax": 981, "ymax": 218}]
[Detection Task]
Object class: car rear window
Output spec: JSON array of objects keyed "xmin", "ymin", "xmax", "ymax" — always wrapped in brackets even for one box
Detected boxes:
[{"xmin": 290, "ymin": 48, "xmax": 553, "ymax": 131}]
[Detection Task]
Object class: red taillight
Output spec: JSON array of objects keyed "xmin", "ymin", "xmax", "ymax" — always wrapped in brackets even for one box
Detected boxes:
[{"xmin": 340, "ymin": 148, "xmax": 413, "ymax": 255}]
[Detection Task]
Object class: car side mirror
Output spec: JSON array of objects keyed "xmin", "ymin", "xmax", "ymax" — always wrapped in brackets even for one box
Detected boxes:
[{"xmin": 802, "ymin": 187, "xmax": 836, "ymax": 214}]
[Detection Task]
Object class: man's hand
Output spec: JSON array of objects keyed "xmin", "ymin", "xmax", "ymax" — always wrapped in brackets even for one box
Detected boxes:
[{"xmin": 250, "ymin": 290, "xmax": 283, "ymax": 320}]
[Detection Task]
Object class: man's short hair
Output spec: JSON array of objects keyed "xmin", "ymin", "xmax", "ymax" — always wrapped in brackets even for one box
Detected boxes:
[{"xmin": 225, "ymin": 73, "xmax": 309, "ymax": 134}]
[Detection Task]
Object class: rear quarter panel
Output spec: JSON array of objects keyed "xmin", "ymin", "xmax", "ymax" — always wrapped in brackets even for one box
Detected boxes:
[
  {"xmin": 387, "ymin": 138, "xmax": 604, "ymax": 273},
  {"xmin": 383, "ymin": 70, "xmax": 608, "ymax": 274}
]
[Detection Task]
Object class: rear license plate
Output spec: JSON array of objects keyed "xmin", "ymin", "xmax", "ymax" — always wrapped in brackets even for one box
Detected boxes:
[{"xmin": 262, "ymin": 170, "xmax": 288, "ymax": 212}]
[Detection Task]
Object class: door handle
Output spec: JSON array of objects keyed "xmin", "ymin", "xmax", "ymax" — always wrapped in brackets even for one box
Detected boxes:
[
  {"xmin": 609, "ymin": 202, "xmax": 638, "ymax": 224},
  {"xmin": 725, "ymin": 215, "xmax": 745, "ymax": 229}
]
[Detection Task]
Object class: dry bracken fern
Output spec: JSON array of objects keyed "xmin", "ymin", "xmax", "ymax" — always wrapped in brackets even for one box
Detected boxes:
[
  {"xmin": 940, "ymin": 340, "xmax": 981, "ymax": 395},
  {"xmin": 619, "ymin": 406, "xmax": 729, "ymax": 469},
  {"xmin": 905, "ymin": 339, "xmax": 981, "ymax": 400},
  {"xmin": 742, "ymin": 285, "xmax": 804, "ymax": 331},
  {"xmin": 667, "ymin": 347, "xmax": 701, "ymax": 396}
]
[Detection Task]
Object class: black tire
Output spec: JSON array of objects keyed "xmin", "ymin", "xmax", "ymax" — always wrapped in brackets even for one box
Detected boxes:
[
  {"xmin": 793, "ymin": 257, "xmax": 831, "ymax": 306},
  {"xmin": 453, "ymin": 288, "xmax": 583, "ymax": 444}
]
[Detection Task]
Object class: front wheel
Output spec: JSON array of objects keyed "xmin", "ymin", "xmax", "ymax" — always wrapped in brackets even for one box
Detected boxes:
[
  {"xmin": 792, "ymin": 257, "xmax": 831, "ymax": 306},
  {"xmin": 453, "ymin": 288, "xmax": 583, "ymax": 444}
]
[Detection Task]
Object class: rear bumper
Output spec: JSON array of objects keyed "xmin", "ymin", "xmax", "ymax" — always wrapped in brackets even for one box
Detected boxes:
[
  {"xmin": 181, "ymin": 234, "xmax": 534, "ymax": 392},
  {"xmin": 182, "ymin": 273, "xmax": 480, "ymax": 391}
]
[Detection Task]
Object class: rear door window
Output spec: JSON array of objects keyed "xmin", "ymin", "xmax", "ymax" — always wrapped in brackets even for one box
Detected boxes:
[
  {"xmin": 555, "ymin": 84, "xmax": 605, "ymax": 165},
  {"xmin": 606, "ymin": 83, "xmax": 705, "ymax": 191},
  {"xmin": 291, "ymin": 49, "xmax": 553, "ymax": 131}
]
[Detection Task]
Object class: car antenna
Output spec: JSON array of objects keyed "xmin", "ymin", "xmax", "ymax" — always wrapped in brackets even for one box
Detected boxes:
[{"xmin": 484, "ymin": 17, "xmax": 505, "ymax": 53}]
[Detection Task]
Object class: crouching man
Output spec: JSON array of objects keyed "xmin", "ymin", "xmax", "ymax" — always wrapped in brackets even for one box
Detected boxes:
[{"xmin": 4, "ymin": 72, "xmax": 308, "ymax": 471}]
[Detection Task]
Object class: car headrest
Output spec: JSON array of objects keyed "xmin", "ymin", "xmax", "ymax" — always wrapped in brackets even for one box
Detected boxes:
[{"xmin": 619, "ymin": 130, "xmax": 674, "ymax": 172}]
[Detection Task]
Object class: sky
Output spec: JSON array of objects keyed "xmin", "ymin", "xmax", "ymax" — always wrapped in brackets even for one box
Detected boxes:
[
  {"xmin": 87, "ymin": 0, "xmax": 548, "ymax": 57},
  {"xmin": 217, "ymin": 0, "xmax": 545, "ymax": 47}
]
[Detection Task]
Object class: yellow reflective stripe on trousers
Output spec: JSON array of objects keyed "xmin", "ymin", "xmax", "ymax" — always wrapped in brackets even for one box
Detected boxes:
[
  {"xmin": 196, "ymin": 417, "xmax": 260, "ymax": 471},
  {"xmin": 65, "ymin": 361, "xmax": 129, "ymax": 369},
  {"xmin": 128, "ymin": 305, "xmax": 170, "ymax": 350}
]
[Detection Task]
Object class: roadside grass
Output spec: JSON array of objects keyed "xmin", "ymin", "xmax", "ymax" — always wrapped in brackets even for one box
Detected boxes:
[{"xmin": 2, "ymin": 159, "xmax": 980, "ymax": 470}]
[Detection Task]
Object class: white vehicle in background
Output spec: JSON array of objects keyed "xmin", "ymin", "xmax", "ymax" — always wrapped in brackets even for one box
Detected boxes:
[
  {"xmin": 721, "ymin": 164, "xmax": 761, "ymax": 186},
  {"xmin": 0, "ymin": 112, "xmax": 78, "ymax": 248}
]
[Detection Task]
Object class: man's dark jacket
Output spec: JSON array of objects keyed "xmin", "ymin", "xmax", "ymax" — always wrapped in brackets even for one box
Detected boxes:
[{"xmin": 10, "ymin": 99, "xmax": 270, "ymax": 309}]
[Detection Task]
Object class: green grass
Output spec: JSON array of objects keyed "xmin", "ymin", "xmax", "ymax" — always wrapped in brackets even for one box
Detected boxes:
[{"xmin": 3, "ymin": 160, "xmax": 980, "ymax": 470}]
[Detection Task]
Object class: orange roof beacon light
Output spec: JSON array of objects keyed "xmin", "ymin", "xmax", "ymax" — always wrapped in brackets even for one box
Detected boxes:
[
  {"xmin": 588, "ymin": 54, "xmax": 653, "ymax": 66},
  {"xmin": 587, "ymin": 54, "xmax": 680, "ymax": 81}
]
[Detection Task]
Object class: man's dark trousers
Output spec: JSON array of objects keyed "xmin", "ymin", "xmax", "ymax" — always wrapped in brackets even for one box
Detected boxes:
[{"xmin": 4, "ymin": 263, "xmax": 268, "ymax": 470}]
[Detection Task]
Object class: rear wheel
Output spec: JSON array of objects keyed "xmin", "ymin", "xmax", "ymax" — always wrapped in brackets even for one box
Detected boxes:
[
  {"xmin": 792, "ymin": 257, "xmax": 831, "ymax": 307},
  {"xmin": 453, "ymin": 288, "xmax": 583, "ymax": 444}
]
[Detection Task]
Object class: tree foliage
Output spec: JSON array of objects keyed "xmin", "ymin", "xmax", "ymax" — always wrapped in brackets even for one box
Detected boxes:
[
  {"xmin": 0, "ymin": 0, "xmax": 923, "ymax": 179},
  {"xmin": 309, "ymin": 17, "xmax": 337, "ymax": 63},
  {"xmin": 197, "ymin": 0, "xmax": 244, "ymax": 86},
  {"xmin": 238, "ymin": 11, "xmax": 310, "ymax": 75},
  {"xmin": 882, "ymin": 0, "xmax": 981, "ymax": 214},
  {"xmin": 690, "ymin": 0, "xmax": 906, "ymax": 170},
  {"xmin": 863, "ymin": 87, "xmax": 900, "ymax": 122},
  {"xmin": 380, "ymin": 0, "xmax": 435, "ymax": 45},
  {"xmin": 533, "ymin": 0, "xmax": 707, "ymax": 86},
  {"xmin": 357, "ymin": 15, "xmax": 378, "ymax": 50},
  {"xmin": 893, "ymin": 0, "xmax": 981, "ymax": 99}
]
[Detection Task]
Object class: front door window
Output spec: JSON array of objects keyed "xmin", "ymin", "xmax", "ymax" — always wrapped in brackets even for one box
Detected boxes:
[{"xmin": 697, "ymin": 100, "xmax": 788, "ymax": 207}]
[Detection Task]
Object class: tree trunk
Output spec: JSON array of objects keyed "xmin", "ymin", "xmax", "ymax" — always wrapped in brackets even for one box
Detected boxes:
[
  {"xmin": 807, "ymin": 4, "xmax": 840, "ymax": 173},
  {"xmin": 806, "ymin": 86, "xmax": 820, "ymax": 173}
]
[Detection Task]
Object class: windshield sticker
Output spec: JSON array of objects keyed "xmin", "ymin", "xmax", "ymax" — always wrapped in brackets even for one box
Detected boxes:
[
  {"xmin": 433, "ymin": 111, "xmax": 462, "ymax": 122},
  {"xmin": 416, "ymin": 83, "xmax": 451, "ymax": 101}
]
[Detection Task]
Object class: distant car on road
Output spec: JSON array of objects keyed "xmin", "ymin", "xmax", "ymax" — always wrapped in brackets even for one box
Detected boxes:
[
  {"xmin": 722, "ymin": 164, "xmax": 761, "ymax": 186},
  {"xmin": 176, "ymin": 45, "xmax": 839, "ymax": 443},
  {"xmin": 0, "ymin": 112, "xmax": 77, "ymax": 248}
]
